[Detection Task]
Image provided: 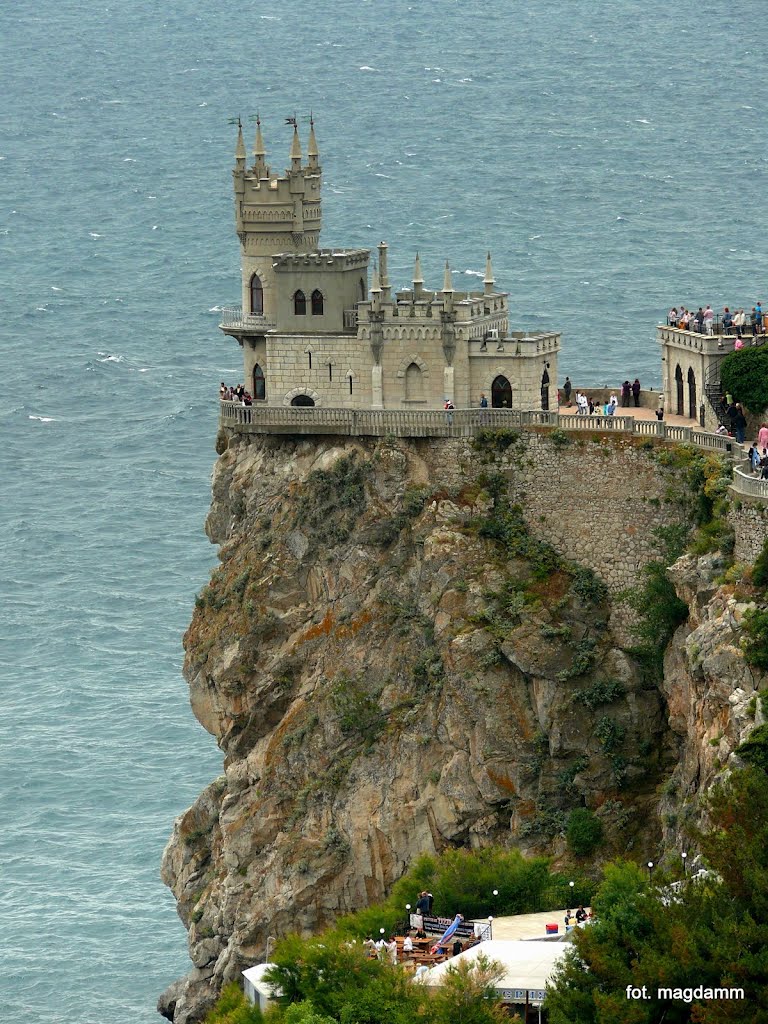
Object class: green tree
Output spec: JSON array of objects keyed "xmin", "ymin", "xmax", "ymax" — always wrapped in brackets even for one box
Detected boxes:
[
  {"xmin": 547, "ymin": 770, "xmax": 768, "ymax": 1024},
  {"xmin": 719, "ymin": 347, "xmax": 768, "ymax": 415},
  {"xmin": 429, "ymin": 954, "xmax": 513, "ymax": 1024},
  {"xmin": 283, "ymin": 1002, "xmax": 336, "ymax": 1024}
]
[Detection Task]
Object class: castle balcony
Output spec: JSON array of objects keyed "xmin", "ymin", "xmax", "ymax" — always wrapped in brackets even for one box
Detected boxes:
[
  {"xmin": 658, "ymin": 323, "xmax": 767, "ymax": 356},
  {"xmin": 219, "ymin": 306, "xmax": 276, "ymax": 337},
  {"xmin": 343, "ymin": 308, "xmax": 358, "ymax": 332}
]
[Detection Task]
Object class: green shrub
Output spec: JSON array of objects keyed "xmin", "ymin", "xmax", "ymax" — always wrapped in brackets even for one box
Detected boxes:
[
  {"xmin": 549, "ymin": 428, "xmax": 572, "ymax": 448},
  {"xmin": 204, "ymin": 982, "xmax": 263, "ymax": 1024},
  {"xmin": 566, "ymin": 808, "xmax": 604, "ymax": 857},
  {"xmin": 624, "ymin": 562, "xmax": 688, "ymax": 681},
  {"xmin": 753, "ymin": 538, "xmax": 768, "ymax": 589},
  {"xmin": 742, "ymin": 607, "xmax": 768, "ymax": 670},
  {"xmin": 720, "ymin": 346, "xmax": 768, "ymax": 414},
  {"xmin": 573, "ymin": 679, "xmax": 625, "ymax": 710},
  {"xmin": 735, "ymin": 724, "xmax": 768, "ymax": 772}
]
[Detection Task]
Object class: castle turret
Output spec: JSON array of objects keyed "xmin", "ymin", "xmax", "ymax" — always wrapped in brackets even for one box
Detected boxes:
[
  {"xmin": 232, "ymin": 117, "xmax": 323, "ymax": 320},
  {"xmin": 378, "ymin": 242, "xmax": 391, "ymax": 302}
]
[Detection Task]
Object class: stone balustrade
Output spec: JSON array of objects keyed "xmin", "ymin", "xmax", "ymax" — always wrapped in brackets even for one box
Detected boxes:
[
  {"xmin": 218, "ymin": 401, "xmax": 735, "ymax": 453},
  {"xmin": 732, "ymin": 467, "xmax": 768, "ymax": 500}
]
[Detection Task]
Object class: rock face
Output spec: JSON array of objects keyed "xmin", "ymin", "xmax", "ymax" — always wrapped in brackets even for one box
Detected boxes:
[{"xmin": 160, "ymin": 431, "xmax": 764, "ymax": 1022}]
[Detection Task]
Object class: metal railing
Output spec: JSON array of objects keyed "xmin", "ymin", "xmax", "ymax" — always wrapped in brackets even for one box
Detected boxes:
[
  {"xmin": 219, "ymin": 306, "xmax": 275, "ymax": 331},
  {"xmin": 665, "ymin": 313, "xmax": 767, "ymax": 337}
]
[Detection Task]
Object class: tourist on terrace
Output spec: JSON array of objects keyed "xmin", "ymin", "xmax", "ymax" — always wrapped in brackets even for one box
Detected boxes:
[
  {"xmin": 758, "ymin": 424, "xmax": 768, "ymax": 450},
  {"xmin": 734, "ymin": 309, "xmax": 746, "ymax": 338},
  {"xmin": 733, "ymin": 404, "xmax": 747, "ymax": 444},
  {"xmin": 668, "ymin": 307, "xmax": 678, "ymax": 327},
  {"xmin": 693, "ymin": 307, "xmax": 704, "ymax": 332},
  {"xmin": 219, "ymin": 382, "xmax": 227, "ymax": 399},
  {"xmin": 576, "ymin": 906, "xmax": 588, "ymax": 923},
  {"xmin": 563, "ymin": 376, "xmax": 572, "ymax": 405},
  {"xmin": 679, "ymin": 309, "xmax": 691, "ymax": 329},
  {"xmin": 756, "ymin": 302, "xmax": 764, "ymax": 334},
  {"xmin": 723, "ymin": 307, "xmax": 733, "ymax": 333},
  {"xmin": 761, "ymin": 451, "xmax": 768, "ymax": 480},
  {"xmin": 632, "ymin": 378, "xmax": 641, "ymax": 406},
  {"xmin": 416, "ymin": 891, "xmax": 430, "ymax": 916},
  {"xmin": 387, "ymin": 937, "xmax": 398, "ymax": 965},
  {"xmin": 704, "ymin": 305, "xmax": 714, "ymax": 334},
  {"xmin": 609, "ymin": 393, "xmax": 618, "ymax": 414},
  {"xmin": 403, "ymin": 933, "xmax": 414, "ymax": 955},
  {"xmin": 621, "ymin": 381, "xmax": 631, "ymax": 407}
]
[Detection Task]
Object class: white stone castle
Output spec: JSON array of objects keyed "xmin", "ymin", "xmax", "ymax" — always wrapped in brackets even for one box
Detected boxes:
[{"xmin": 219, "ymin": 117, "xmax": 561, "ymax": 412}]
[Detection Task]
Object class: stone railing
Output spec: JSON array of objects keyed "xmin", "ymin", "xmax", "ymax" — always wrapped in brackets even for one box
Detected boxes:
[
  {"xmin": 732, "ymin": 466, "xmax": 768, "ymax": 499},
  {"xmin": 218, "ymin": 402, "xmax": 735, "ymax": 452}
]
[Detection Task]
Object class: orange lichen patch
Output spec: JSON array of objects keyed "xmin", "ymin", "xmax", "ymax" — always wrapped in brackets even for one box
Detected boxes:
[
  {"xmin": 298, "ymin": 610, "xmax": 336, "ymax": 643},
  {"xmin": 516, "ymin": 799, "xmax": 537, "ymax": 819},
  {"xmin": 487, "ymin": 768, "xmax": 517, "ymax": 795},
  {"xmin": 335, "ymin": 608, "xmax": 373, "ymax": 639},
  {"xmin": 508, "ymin": 701, "xmax": 535, "ymax": 741}
]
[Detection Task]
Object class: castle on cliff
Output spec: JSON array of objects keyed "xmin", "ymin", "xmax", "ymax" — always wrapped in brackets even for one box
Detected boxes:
[{"xmin": 219, "ymin": 118, "xmax": 561, "ymax": 412}]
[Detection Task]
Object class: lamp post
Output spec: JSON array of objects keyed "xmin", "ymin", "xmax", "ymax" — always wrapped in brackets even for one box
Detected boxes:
[
  {"xmin": 492, "ymin": 888, "xmax": 499, "ymax": 916},
  {"xmin": 487, "ymin": 916, "xmax": 494, "ymax": 941},
  {"xmin": 569, "ymin": 879, "xmax": 575, "ymax": 907},
  {"xmin": 405, "ymin": 903, "xmax": 411, "ymax": 933},
  {"xmin": 681, "ymin": 852, "xmax": 687, "ymax": 877},
  {"xmin": 647, "ymin": 861, "xmax": 654, "ymax": 882}
]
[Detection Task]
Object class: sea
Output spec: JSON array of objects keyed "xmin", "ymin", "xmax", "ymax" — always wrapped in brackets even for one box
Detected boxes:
[{"xmin": 1, "ymin": 1, "xmax": 767, "ymax": 1021}]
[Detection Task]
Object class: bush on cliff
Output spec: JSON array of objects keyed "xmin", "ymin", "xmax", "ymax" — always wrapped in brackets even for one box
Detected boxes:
[
  {"xmin": 720, "ymin": 346, "xmax": 768, "ymax": 415},
  {"xmin": 624, "ymin": 562, "xmax": 688, "ymax": 681},
  {"xmin": 566, "ymin": 809, "xmax": 604, "ymax": 857},
  {"xmin": 204, "ymin": 982, "xmax": 262, "ymax": 1023}
]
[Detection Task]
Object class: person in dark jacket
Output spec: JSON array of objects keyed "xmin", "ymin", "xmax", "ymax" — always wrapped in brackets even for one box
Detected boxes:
[
  {"xmin": 733, "ymin": 403, "xmax": 747, "ymax": 444},
  {"xmin": 632, "ymin": 378, "xmax": 641, "ymax": 407}
]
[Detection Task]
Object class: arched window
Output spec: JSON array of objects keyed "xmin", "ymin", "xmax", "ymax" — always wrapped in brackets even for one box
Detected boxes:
[
  {"xmin": 687, "ymin": 367, "xmax": 697, "ymax": 420},
  {"xmin": 249, "ymin": 274, "xmax": 263, "ymax": 315},
  {"xmin": 675, "ymin": 364, "xmax": 684, "ymax": 416},
  {"xmin": 311, "ymin": 289, "xmax": 324, "ymax": 315},
  {"xmin": 252, "ymin": 363, "xmax": 265, "ymax": 401},
  {"xmin": 541, "ymin": 368, "xmax": 550, "ymax": 411},
  {"xmin": 291, "ymin": 394, "xmax": 315, "ymax": 407},
  {"xmin": 294, "ymin": 290, "xmax": 306, "ymax": 315},
  {"xmin": 359, "ymin": 277, "xmax": 366, "ymax": 301},
  {"xmin": 405, "ymin": 362, "xmax": 424, "ymax": 400},
  {"xmin": 491, "ymin": 375, "xmax": 513, "ymax": 408}
]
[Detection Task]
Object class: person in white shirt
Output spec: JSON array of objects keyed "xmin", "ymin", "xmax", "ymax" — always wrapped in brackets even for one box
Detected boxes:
[
  {"xmin": 703, "ymin": 305, "xmax": 714, "ymax": 334},
  {"xmin": 403, "ymin": 934, "xmax": 414, "ymax": 954}
]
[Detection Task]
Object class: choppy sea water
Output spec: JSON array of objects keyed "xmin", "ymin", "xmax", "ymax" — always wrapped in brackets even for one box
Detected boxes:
[{"xmin": 1, "ymin": 1, "xmax": 767, "ymax": 1021}]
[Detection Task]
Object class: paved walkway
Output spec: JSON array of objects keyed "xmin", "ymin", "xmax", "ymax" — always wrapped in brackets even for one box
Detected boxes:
[
  {"xmin": 558, "ymin": 404, "xmax": 697, "ymax": 429},
  {"xmin": 484, "ymin": 909, "xmax": 586, "ymax": 941}
]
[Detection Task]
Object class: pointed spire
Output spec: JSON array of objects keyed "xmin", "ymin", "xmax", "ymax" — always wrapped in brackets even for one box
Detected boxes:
[
  {"xmin": 307, "ymin": 112, "xmax": 319, "ymax": 170},
  {"xmin": 413, "ymin": 252, "xmax": 424, "ymax": 297},
  {"xmin": 484, "ymin": 251, "xmax": 495, "ymax": 296},
  {"xmin": 290, "ymin": 123, "xmax": 302, "ymax": 170},
  {"xmin": 442, "ymin": 261, "xmax": 454, "ymax": 293},
  {"xmin": 235, "ymin": 123, "xmax": 246, "ymax": 162},
  {"xmin": 252, "ymin": 113, "xmax": 267, "ymax": 175}
]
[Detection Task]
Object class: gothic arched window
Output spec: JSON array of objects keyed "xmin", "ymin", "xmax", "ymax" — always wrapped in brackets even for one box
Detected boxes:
[
  {"xmin": 253, "ymin": 363, "xmax": 266, "ymax": 401},
  {"xmin": 405, "ymin": 362, "xmax": 424, "ymax": 400},
  {"xmin": 249, "ymin": 274, "xmax": 263, "ymax": 315},
  {"xmin": 311, "ymin": 289, "xmax": 324, "ymax": 315},
  {"xmin": 294, "ymin": 290, "xmax": 306, "ymax": 315}
]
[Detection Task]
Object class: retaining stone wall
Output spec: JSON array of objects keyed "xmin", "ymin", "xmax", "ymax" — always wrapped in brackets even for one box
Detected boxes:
[{"xmin": 730, "ymin": 500, "xmax": 768, "ymax": 563}]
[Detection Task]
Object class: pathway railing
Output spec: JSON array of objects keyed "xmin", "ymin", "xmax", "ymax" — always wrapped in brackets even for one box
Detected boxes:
[
  {"xmin": 218, "ymin": 401, "xmax": 734, "ymax": 452},
  {"xmin": 732, "ymin": 466, "xmax": 768, "ymax": 499}
]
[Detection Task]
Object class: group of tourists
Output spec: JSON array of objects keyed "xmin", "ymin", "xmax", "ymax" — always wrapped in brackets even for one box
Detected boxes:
[
  {"xmin": 561, "ymin": 377, "xmax": 643, "ymax": 414},
  {"xmin": 668, "ymin": 304, "xmax": 765, "ymax": 339},
  {"xmin": 747, "ymin": 423, "xmax": 768, "ymax": 478},
  {"xmin": 220, "ymin": 382, "xmax": 253, "ymax": 405}
]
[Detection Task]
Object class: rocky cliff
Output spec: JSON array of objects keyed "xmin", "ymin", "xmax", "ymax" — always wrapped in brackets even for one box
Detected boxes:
[{"xmin": 159, "ymin": 430, "xmax": 766, "ymax": 1023}]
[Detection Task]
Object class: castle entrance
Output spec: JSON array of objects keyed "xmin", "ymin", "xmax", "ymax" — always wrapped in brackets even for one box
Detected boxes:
[
  {"xmin": 290, "ymin": 394, "xmax": 315, "ymax": 407},
  {"xmin": 491, "ymin": 375, "xmax": 513, "ymax": 408}
]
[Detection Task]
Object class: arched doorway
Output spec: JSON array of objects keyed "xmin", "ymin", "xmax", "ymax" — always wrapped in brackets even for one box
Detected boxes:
[
  {"xmin": 252, "ymin": 363, "xmax": 265, "ymax": 401},
  {"xmin": 675, "ymin": 365, "xmax": 684, "ymax": 416},
  {"xmin": 491, "ymin": 375, "xmax": 513, "ymax": 408},
  {"xmin": 290, "ymin": 394, "xmax": 315, "ymax": 407},
  {"xmin": 687, "ymin": 367, "xmax": 696, "ymax": 420},
  {"xmin": 249, "ymin": 274, "xmax": 263, "ymax": 315},
  {"xmin": 541, "ymin": 368, "xmax": 550, "ymax": 411}
]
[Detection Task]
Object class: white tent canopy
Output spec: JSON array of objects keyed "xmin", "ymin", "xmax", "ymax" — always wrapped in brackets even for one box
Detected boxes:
[{"xmin": 414, "ymin": 939, "xmax": 569, "ymax": 1003}]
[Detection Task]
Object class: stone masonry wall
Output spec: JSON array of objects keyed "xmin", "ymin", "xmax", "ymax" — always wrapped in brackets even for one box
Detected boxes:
[
  {"xmin": 407, "ymin": 431, "xmax": 686, "ymax": 594},
  {"xmin": 730, "ymin": 499, "xmax": 768, "ymax": 563}
]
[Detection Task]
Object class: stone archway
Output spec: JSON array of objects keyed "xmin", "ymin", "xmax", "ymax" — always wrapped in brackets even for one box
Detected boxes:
[
  {"xmin": 491, "ymin": 374, "xmax": 513, "ymax": 408},
  {"xmin": 290, "ymin": 394, "xmax": 315, "ymax": 407}
]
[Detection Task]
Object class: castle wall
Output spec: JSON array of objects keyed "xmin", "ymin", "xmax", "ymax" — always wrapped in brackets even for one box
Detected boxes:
[{"xmin": 729, "ymin": 499, "xmax": 768, "ymax": 563}]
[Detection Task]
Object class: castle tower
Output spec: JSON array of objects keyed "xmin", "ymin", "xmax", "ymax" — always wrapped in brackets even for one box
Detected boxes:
[{"xmin": 232, "ymin": 116, "xmax": 323, "ymax": 320}]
